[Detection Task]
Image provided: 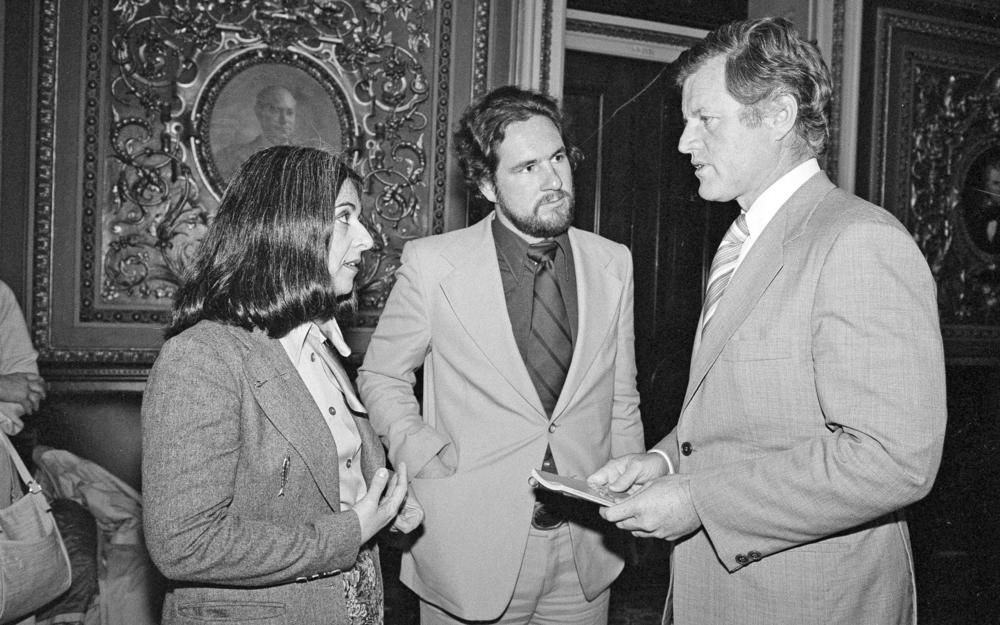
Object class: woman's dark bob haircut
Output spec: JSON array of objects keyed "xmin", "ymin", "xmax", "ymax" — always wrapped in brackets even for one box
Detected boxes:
[{"xmin": 167, "ymin": 145, "xmax": 362, "ymax": 339}]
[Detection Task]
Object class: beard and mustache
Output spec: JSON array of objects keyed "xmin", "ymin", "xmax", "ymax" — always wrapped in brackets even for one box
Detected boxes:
[
  {"xmin": 495, "ymin": 189, "xmax": 575, "ymax": 239},
  {"xmin": 330, "ymin": 185, "xmax": 575, "ymax": 325}
]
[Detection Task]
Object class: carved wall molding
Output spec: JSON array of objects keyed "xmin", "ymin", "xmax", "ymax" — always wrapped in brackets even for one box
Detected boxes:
[
  {"xmin": 564, "ymin": 0, "xmax": 745, "ymax": 31},
  {"xmin": 540, "ymin": 0, "xmax": 553, "ymax": 94},
  {"xmin": 826, "ymin": 0, "xmax": 845, "ymax": 184},
  {"xmin": 472, "ymin": 0, "xmax": 490, "ymax": 97},
  {"xmin": 431, "ymin": 0, "xmax": 454, "ymax": 235},
  {"xmin": 566, "ymin": 17, "xmax": 704, "ymax": 48},
  {"xmin": 30, "ymin": 0, "xmax": 62, "ymax": 359},
  {"xmin": 564, "ymin": 10, "xmax": 706, "ymax": 65},
  {"xmin": 511, "ymin": 0, "xmax": 559, "ymax": 93}
]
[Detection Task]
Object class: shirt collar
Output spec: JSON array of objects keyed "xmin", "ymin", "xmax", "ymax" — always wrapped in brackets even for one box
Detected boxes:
[
  {"xmin": 278, "ymin": 318, "xmax": 352, "ymax": 363},
  {"xmin": 744, "ymin": 158, "xmax": 820, "ymax": 238},
  {"xmin": 492, "ymin": 215, "xmax": 531, "ymax": 274},
  {"xmin": 278, "ymin": 322, "xmax": 313, "ymax": 364},
  {"xmin": 318, "ymin": 318, "xmax": 352, "ymax": 357}
]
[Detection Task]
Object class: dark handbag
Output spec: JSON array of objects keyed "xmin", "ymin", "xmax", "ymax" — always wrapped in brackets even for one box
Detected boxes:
[{"xmin": 0, "ymin": 431, "xmax": 71, "ymax": 624}]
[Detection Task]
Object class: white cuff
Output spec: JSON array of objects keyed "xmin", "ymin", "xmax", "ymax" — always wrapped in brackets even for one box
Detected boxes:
[{"xmin": 648, "ymin": 449, "xmax": 674, "ymax": 475}]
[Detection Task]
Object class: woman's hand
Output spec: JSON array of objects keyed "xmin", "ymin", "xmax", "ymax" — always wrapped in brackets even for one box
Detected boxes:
[{"xmin": 354, "ymin": 462, "xmax": 409, "ymax": 544}]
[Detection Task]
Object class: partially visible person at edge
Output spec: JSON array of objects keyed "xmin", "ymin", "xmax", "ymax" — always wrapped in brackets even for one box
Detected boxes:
[
  {"xmin": 0, "ymin": 280, "xmax": 46, "ymax": 436},
  {"xmin": 589, "ymin": 17, "xmax": 946, "ymax": 625},
  {"xmin": 357, "ymin": 86, "xmax": 644, "ymax": 624},
  {"xmin": 0, "ymin": 279, "xmax": 47, "ymax": 506},
  {"xmin": 142, "ymin": 145, "xmax": 423, "ymax": 625}
]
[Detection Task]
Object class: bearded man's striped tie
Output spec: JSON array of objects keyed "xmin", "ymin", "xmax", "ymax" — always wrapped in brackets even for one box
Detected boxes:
[
  {"xmin": 525, "ymin": 241, "xmax": 573, "ymax": 415},
  {"xmin": 525, "ymin": 241, "xmax": 573, "ymax": 529}
]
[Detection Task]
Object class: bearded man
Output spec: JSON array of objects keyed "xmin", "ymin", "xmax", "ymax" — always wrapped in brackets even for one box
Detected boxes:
[{"xmin": 358, "ymin": 85, "xmax": 644, "ymax": 625}]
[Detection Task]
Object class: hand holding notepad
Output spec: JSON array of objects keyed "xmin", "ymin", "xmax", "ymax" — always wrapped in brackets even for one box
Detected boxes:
[{"xmin": 529, "ymin": 468, "xmax": 620, "ymax": 506}]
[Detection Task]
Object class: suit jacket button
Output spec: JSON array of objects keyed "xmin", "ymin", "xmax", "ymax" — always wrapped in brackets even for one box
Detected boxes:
[
  {"xmin": 548, "ymin": 423, "xmax": 557, "ymax": 433},
  {"xmin": 748, "ymin": 551, "xmax": 762, "ymax": 561},
  {"xmin": 681, "ymin": 442, "xmax": 693, "ymax": 456},
  {"xmin": 735, "ymin": 553, "xmax": 749, "ymax": 565}
]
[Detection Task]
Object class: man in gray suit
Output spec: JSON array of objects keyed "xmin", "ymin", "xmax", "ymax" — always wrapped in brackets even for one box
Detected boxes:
[{"xmin": 590, "ymin": 17, "xmax": 947, "ymax": 625}]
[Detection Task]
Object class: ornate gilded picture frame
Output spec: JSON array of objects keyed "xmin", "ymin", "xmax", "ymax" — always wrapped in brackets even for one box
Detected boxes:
[
  {"xmin": 194, "ymin": 51, "xmax": 354, "ymax": 197},
  {"xmin": 860, "ymin": 8, "xmax": 1000, "ymax": 360},
  {"xmin": 955, "ymin": 144, "xmax": 1000, "ymax": 260},
  {"xmin": 31, "ymin": 0, "xmax": 464, "ymax": 379}
]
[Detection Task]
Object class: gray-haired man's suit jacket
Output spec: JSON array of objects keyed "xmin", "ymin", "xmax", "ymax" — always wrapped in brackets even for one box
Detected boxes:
[
  {"xmin": 142, "ymin": 321, "xmax": 385, "ymax": 625},
  {"xmin": 654, "ymin": 172, "xmax": 947, "ymax": 625}
]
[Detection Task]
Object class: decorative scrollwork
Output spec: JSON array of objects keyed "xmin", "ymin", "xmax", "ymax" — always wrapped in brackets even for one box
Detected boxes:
[
  {"xmin": 96, "ymin": 0, "xmax": 436, "ymax": 323},
  {"xmin": 911, "ymin": 63, "xmax": 1000, "ymax": 326}
]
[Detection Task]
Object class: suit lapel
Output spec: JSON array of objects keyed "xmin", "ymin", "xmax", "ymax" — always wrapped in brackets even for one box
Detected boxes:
[
  {"xmin": 439, "ymin": 216, "xmax": 544, "ymax": 416},
  {"xmin": 553, "ymin": 230, "xmax": 619, "ymax": 418},
  {"xmin": 438, "ymin": 221, "xmax": 622, "ymax": 419},
  {"xmin": 241, "ymin": 331, "xmax": 343, "ymax": 509},
  {"xmin": 681, "ymin": 214, "xmax": 785, "ymax": 414},
  {"xmin": 681, "ymin": 172, "xmax": 835, "ymax": 415}
]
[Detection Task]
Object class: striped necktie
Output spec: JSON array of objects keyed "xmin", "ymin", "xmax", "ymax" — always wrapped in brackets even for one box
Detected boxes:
[
  {"xmin": 701, "ymin": 212, "xmax": 750, "ymax": 334},
  {"xmin": 525, "ymin": 241, "xmax": 573, "ymax": 417},
  {"xmin": 525, "ymin": 241, "xmax": 573, "ymax": 528}
]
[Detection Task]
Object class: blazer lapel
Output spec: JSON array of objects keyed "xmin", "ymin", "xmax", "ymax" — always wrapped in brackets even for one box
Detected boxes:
[
  {"xmin": 241, "ymin": 331, "xmax": 343, "ymax": 509},
  {"xmin": 681, "ymin": 172, "xmax": 835, "ymax": 415},
  {"xmin": 552, "ymin": 230, "xmax": 619, "ymax": 418},
  {"xmin": 439, "ymin": 216, "xmax": 544, "ymax": 416}
]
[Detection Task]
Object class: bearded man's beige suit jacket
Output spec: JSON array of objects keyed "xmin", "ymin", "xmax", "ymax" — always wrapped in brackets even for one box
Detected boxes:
[{"xmin": 358, "ymin": 213, "xmax": 645, "ymax": 620}]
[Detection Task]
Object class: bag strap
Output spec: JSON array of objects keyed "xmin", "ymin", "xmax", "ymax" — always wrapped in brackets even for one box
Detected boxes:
[{"xmin": 0, "ymin": 430, "xmax": 41, "ymax": 494}]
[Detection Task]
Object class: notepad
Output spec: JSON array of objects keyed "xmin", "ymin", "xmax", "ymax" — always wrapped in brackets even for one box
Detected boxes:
[{"xmin": 529, "ymin": 468, "xmax": 619, "ymax": 506}]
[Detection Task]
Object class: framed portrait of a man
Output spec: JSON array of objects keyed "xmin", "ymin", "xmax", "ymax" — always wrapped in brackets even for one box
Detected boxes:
[
  {"xmin": 194, "ymin": 51, "xmax": 354, "ymax": 198},
  {"xmin": 959, "ymin": 146, "xmax": 1000, "ymax": 257}
]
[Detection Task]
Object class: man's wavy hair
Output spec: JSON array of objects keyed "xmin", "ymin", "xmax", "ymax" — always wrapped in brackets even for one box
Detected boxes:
[
  {"xmin": 674, "ymin": 17, "xmax": 833, "ymax": 156},
  {"xmin": 453, "ymin": 85, "xmax": 583, "ymax": 193},
  {"xmin": 166, "ymin": 145, "xmax": 362, "ymax": 339}
]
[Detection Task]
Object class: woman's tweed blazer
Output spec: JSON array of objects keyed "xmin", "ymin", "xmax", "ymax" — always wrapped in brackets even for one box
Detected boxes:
[{"xmin": 142, "ymin": 320, "xmax": 386, "ymax": 624}]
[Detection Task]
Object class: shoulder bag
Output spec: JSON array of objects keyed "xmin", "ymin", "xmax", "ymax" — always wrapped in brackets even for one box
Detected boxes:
[{"xmin": 0, "ymin": 431, "xmax": 71, "ymax": 624}]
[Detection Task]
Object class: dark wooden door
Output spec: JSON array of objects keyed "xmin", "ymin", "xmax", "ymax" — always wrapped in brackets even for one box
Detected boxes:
[{"xmin": 563, "ymin": 50, "xmax": 739, "ymax": 445}]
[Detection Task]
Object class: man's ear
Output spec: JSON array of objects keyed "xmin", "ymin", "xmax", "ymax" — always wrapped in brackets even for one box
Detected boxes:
[
  {"xmin": 767, "ymin": 93, "xmax": 798, "ymax": 140},
  {"xmin": 478, "ymin": 179, "xmax": 498, "ymax": 203}
]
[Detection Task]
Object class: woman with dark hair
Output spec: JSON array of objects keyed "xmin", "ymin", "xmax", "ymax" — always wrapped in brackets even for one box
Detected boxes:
[{"xmin": 142, "ymin": 145, "xmax": 422, "ymax": 625}]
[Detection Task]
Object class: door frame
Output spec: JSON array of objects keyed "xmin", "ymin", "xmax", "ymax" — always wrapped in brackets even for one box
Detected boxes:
[{"xmin": 510, "ymin": 1, "xmax": 861, "ymax": 192}]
